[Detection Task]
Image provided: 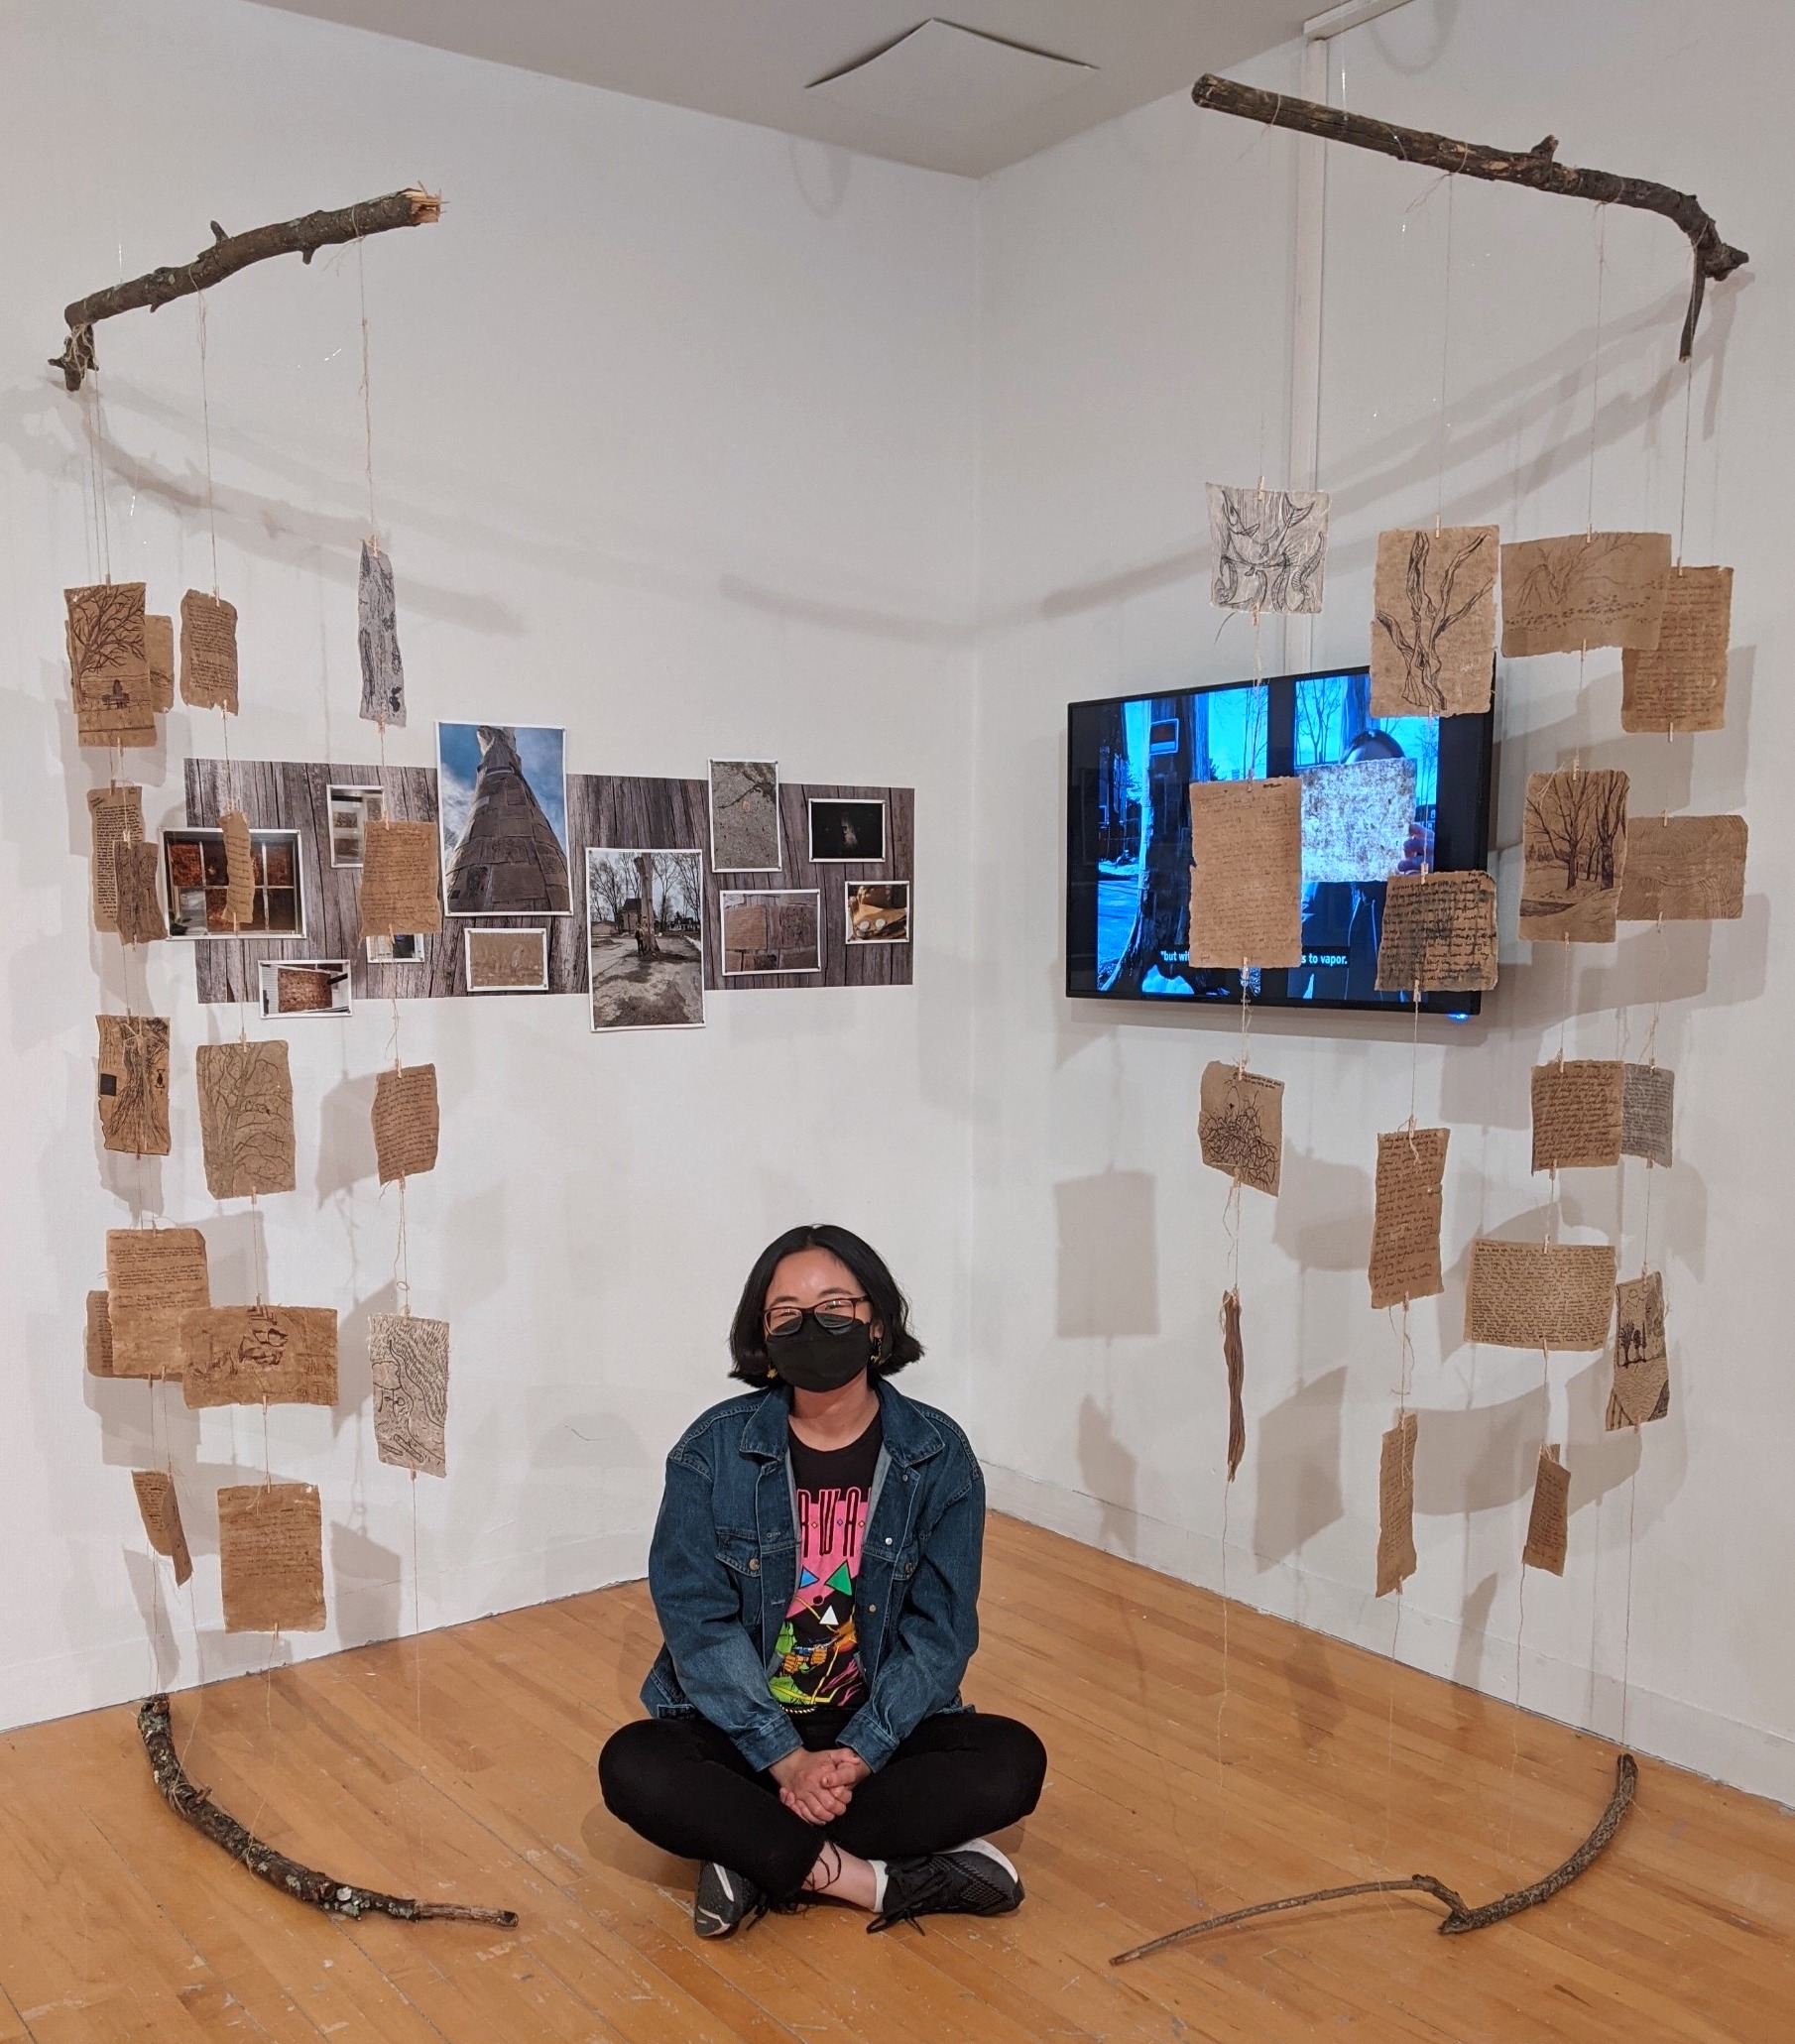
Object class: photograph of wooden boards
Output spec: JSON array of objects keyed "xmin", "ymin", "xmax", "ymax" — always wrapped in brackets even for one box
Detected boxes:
[{"xmin": 185, "ymin": 763, "xmax": 913, "ymax": 1000}]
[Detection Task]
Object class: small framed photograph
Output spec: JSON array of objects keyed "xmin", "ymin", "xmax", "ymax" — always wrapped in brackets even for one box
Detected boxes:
[
  {"xmin": 708, "ymin": 760, "xmax": 782, "ymax": 873},
  {"xmin": 807, "ymin": 797, "xmax": 886, "ymax": 864},
  {"xmin": 465, "ymin": 925, "xmax": 549, "ymax": 993},
  {"xmin": 845, "ymin": 881, "xmax": 909, "ymax": 944},
  {"xmin": 719, "ymin": 890, "xmax": 821, "ymax": 975},
  {"xmin": 259, "ymin": 959, "xmax": 351, "ymax": 1019},
  {"xmin": 365, "ymin": 933, "xmax": 423, "ymax": 963},
  {"xmin": 586, "ymin": 848, "xmax": 705, "ymax": 1029},
  {"xmin": 164, "ymin": 827, "xmax": 304, "ymax": 938},
  {"xmin": 438, "ymin": 722, "xmax": 571, "ymax": 916},
  {"xmin": 327, "ymin": 784, "xmax": 385, "ymax": 867}
]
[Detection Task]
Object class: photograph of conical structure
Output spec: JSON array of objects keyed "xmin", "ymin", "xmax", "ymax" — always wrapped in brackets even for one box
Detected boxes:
[{"xmin": 437, "ymin": 722, "xmax": 571, "ymax": 915}]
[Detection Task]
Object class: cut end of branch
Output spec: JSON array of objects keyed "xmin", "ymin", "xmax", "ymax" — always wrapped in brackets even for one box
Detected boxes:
[
  {"xmin": 406, "ymin": 188, "xmax": 444, "ymax": 225},
  {"xmin": 1531, "ymin": 135, "xmax": 1560, "ymax": 160}
]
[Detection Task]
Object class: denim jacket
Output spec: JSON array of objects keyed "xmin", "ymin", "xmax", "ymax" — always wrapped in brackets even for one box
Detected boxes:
[{"xmin": 641, "ymin": 1377, "xmax": 984, "ymax": 1775}]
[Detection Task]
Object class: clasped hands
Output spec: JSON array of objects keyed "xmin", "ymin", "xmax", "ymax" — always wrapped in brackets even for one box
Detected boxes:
[{"xmin": 769, "ymin": 1744, "xmax": 870, "ymax": 1825}]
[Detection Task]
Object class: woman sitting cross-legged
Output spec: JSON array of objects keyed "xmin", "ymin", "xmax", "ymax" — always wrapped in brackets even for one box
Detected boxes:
[{"xmin": 599, "ymin": 1223, "xmax": 1047, "ymax": 1938}]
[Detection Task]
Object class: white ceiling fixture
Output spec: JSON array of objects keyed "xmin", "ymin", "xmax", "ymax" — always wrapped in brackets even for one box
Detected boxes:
[{"xmin": 242, "ymin": 1, "xmax": 1316, "ymax": 178}]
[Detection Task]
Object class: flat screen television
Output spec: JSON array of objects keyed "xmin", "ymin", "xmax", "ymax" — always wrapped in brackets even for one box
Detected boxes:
[{"xmin": 1066, "ymin": 666, "xmax": 1496, "ymax": 1018}]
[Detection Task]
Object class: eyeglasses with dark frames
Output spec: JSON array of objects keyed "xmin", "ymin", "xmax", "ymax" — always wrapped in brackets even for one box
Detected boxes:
[{"xmin": 764, "ymin": 1293, "xmax": 871, "ymax": 1340}]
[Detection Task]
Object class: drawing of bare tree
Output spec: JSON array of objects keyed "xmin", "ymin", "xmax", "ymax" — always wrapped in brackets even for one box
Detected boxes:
[
  {"xmin": 1208, "ymin": 486, "xmax": 1330, "ymax": 615},
  {"xmin": 1372, "ymin": 528, "xmax": 1496, "ymax": 715},
  {"xmin": 1519, "ymin": 770, "xmax": 1629, "ymax": 941}
]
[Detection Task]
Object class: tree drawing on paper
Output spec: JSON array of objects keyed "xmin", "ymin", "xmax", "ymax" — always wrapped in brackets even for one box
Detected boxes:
[
  {"xmin": 196, "ymin": 1042, "xmax": 296, "ymax": 1199},
  {"xmin": 1520, "ymin": 770, "xmax": 1629, "ymax": 942},
  {"xmin": 98, "ymin": 1016, "xmax": 171, "ymax": 1156},
  {"xmin": 1208, "ymin": 485, "xmax": 1330, "ymax": 615},
  {"xmin": 369, "ymin": 1313, "xmax": 449, "ymax": 1478},
  {"xmin": 67, "ymin": 582, "xmax": 148, "ymax": 701},
  {"xmin": 1371, "ymin": 528, "xmax": 1496, "ymax": 715}
]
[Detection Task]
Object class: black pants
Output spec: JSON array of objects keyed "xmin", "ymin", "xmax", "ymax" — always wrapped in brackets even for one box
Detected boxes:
[{"xmin": 599, "ymin": 1707, "xmax": 1047, "ymax": 1900}]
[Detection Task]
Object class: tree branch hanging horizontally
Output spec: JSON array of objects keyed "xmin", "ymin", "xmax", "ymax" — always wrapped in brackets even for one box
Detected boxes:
[
  {"xmin": 1190, "ymin": 74, "xmax": 1745, "ymax": 361},
  {"xmin": 136, "ymin": 1694, "xmax": 518, "ymax": 1927},
  {"xmin": 1111, "ymin": 1750, "xmax": 1637, "ymax": 1966},
  {"xmin": 52, "ymin": 187, "xmax": 441, "ymax": 391}
]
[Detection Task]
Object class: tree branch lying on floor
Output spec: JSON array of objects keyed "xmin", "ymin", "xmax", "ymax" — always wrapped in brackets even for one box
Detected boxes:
[
  {"xmin": 136, "ymin": 1694, "xmax": 518, "ymax": 1926},
  {"xmin": 1190, "ymin": 74, "xmax": 1745, "ymax": 361},
  {"xmin": 52, "ymin": 187, "xmax": 441, "ymax": 391},
  {"xmin": 1111, "ymin": 1750, "xmax": 1636, "ymax": 1965}
]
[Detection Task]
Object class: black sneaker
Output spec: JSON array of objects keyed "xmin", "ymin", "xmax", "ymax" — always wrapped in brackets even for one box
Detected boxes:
[
  {"xmin": 869, "ymin": 1840, "xmax": 1023, "ymax": 1934},
  {"xmin": 694, "ymin": 1862, "xmax": 766, "ymax": 1939}
]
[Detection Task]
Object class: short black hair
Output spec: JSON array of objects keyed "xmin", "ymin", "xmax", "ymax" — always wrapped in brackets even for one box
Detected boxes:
[
  {"xmin": 727, "ymin": 1224, "xmax": 923, "ymax": 1383},
  {"xmin": 1345, "ymin": 727, "xmax": 1406, "ymax": 762}
]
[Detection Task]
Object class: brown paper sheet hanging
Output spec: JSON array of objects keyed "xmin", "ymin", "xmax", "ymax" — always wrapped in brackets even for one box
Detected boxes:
[
  {"xmin": 1376, "ymin": 1410, "xmax": 1419, "ymax": 1598},
  {"xmin": 105, "ymin": 1228, "xmax": 209, "ymax": 1380},
  {"xmin": 96, "ymin": 1015, "xmax": 171, "ymax": 1157},
  {"xmin": 86, "ymin": 785, "xmax": 145, "ymax": 933},
  {"xmin": 85, "ymin": 1289, "xmax": 116, "ymax": 1378},
  {"xmin": 217, "ymin": 1483, "xmax": 325, "ymax": 1633},
  {"xmin": 1198, "ymin": 1061, "xmax": 1283, "ymax": 1196},
  {"xmin": 1607, "ymin": 1271, "xmax": 1670, "ymax": 1430},
  {"xmin": 1521, "ymin": 1446, "xmax": 1570, "ymax": 1575},
  {"xmin": 1620, "ymin": 565, "xmax": 1731, "ymax": 733},
  {"xmin": 195, "ymin": 1040, "xmax": 297, "ymax": 1198},
  {"xmin": 145, "ymin": 613, "xmax": 175, "ymax": 714},
  {"xmin": 1499, "ymin": 533, "xmax": 1672, "ymax": 656},
  {"xmin": 1519, "ymin": 770, "xmax": 1629, "ymax": 943},
  {"xmin": 358, "ymin": 818, "xmax": 444, "ymax": 938},
  {"xmin": 220, "ymin": 809, "xmax": 257, "ymax": 929},
  {"xmin": 1617, "ymin": 814, "xmax": 1746, "ymax": 922},
  {"xmin": 1298, "ymin": 758, "xmax": 1415, "ymax": 883},
  {"xmin": 1370, "ymin": 1127, "xmax": 1449, "ymax": 1308},
  {"xmin": 66, "ymin": 581, "xmax": 155, "ymax": 746},
  {"xmin": 1188, "ymin": 778, "xmax": 1302, "ymax": 969},
  {"xmin": 131, "ymin": 1471, "xmax": 193, "ymax": 1587},
  {"xmin": 1464, "ymin": 1240, "xmax": 1616, "ymax": 1351},
  {"xmin": 179, "ymin": 589, "xmax": 239, "ymax": 711},
  {"xmin": 181, "ymin": 1307, "xmax": 337, "ymax": 1408},
  {"xmin": 1375, "ymin": 871, "xmax": 1497, "ymax": 992},
  {"xmin": 357, "ymin": 540, "xmax": 407, "ymax": 727},
  {"xmin": 1207, "ymin": 484, "xmax": 1330, "ymax": 614},
  {"xmin": 1530, "ymin": 1060, "xmax": 1625, "ymax": 1171},
  {"xmin": 372, "ymin": 1064, "xmax": 439, "ymax": 1184},
  {"xmin": 1370, "ymin": 526, "xmax": 1499, "ymax": 716},
  {"xmin": 1620, "ymin": 1063, "xmax": 1674, "ymax": 1169},
  {"xmin": 369, "ymin": 1313, "xmax": 450, "ymax": 1478},
  {"xmin": 113, "ymin": 838, "xmax": 168, "ymax": 944},
  {"xmin": 1220, "ymin": 1288, "xmax": 1246, "ymax": 1481}
]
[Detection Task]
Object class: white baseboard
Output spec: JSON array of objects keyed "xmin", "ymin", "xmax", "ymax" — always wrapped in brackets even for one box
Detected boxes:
[{"xmin": 984, "ymin": 1461, "xmax": 1795, "ymax": 1811}]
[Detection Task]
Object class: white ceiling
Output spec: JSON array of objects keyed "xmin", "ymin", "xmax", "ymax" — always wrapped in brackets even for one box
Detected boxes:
[{"xmin": 244, "ymin": 2, "xmax": 1313, "ymax": 178}]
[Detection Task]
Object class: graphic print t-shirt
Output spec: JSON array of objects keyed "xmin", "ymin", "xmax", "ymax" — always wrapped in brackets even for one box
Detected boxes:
[{"xmin": 770, "ymin": 1415, "xmax": 882, "ymax": 1715}]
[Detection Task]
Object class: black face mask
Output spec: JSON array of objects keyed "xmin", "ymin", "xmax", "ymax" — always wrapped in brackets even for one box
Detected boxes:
[{"xmin": 766, "ymin": 1312, "xmax": 876, "ymax": 1392}]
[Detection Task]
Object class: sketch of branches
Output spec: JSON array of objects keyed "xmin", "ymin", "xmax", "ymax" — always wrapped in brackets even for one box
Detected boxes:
[
  {"xmin": 1373, "ymin": 529, "xmax": 1495, "ymax": 714},
  {"xmin": 370, "ymin": 1314, "xmax": 449, "ymax": 1478},
  {"xmin": 98, "ymin": 1016, "xmax": 170, "ymax": 1155},
  {"xmin": 196, "ymin": 1041, "xmax": 295, "ymax": 1198},
  {"xmin": 1199, "ymin": 1099, "xmax": 1280, "ymax": 1191},
  {"xmin": 1524, "ymin": 773, "xmax": 1627, "ymax": 892},
  {"xmin": 1208, "ymin": 486, "xmax": 1329, "ymax": 615}
]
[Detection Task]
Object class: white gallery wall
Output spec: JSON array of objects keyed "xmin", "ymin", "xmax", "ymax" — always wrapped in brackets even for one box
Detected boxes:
[
  {"xmin": 0, "ymin": 0, "xmax": 980, "ymax": 1726},
  {"xmin": 970, "ymin": 0, "xmax": 1795, "ymax": 1802}
]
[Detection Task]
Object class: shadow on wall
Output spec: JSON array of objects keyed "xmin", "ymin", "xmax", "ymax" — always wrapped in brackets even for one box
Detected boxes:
[
  {"xmin": 1054, "ymin": 1169, "xmax": 1157, "ymax": 1338},
  {"xmin": 1076, "ymin": 1392, "xmax": 1137, "ymax": 1559},
  {"xmin": 1252, "ymin": 1367, "xmax": 1347, "ymax": 1568}
]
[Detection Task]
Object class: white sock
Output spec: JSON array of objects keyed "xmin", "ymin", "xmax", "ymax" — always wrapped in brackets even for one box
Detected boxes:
[
  {"xmin": 868, "ymin": 1859, "xmax": 888, "ymax": 1912},
  {"xmin": 949, "ymin": 1837, "xmax": 1018, "ymax": 1880}
]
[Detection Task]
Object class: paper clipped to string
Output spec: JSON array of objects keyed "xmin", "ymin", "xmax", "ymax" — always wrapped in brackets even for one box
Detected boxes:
[
  {"xmin": 1519, "ymin": 770, "xmax": 1629, "ymax": 943},
  {"xmin": 1207, "ymin": 484, "xmax": 1329, "ymax": 614},
  {"xmin": 113, "ymin": 838, "xmax": 168, "ymax": 944},
  {"xmin": 86, "ymin": 785, "xmax": 144, "ymax": 934},
  {"xmin": 1621, "ymin": 565, "xmax": 1731, "ymax": 733},
  {"xmin": 359, "ymin": 818, "xmax": 444, "ymax": 938},
  {"xmin": 1522, "ymin": 1446, "xmax": 1570, "ymax": 1575},
  {"xmin": 131, "ymin": 1471, "xmax": 193, "ymax": 1587},
  {"xmin": 1617, "ymin": 814, "xmax": 1746, "ymax": 922},
  {"xmin": 1376, "ymin": 1410, "xmax": 1419, "ymax": 1598},
  {"xmin": 1465, "ymin": 1240, "xmax": 1616, "ymax": 1351},
  {"xmin": 105, "ymin": 1228, "xmax": 209, "ymax": 1380},
  {"xmin": 85, "ymin": 1289, "xmax": 116, "ymax": 1378},
  {"xmin": 1370, "ymin": 1127, "xmax": 1448, "ymax": 1309},
  {"xmin": 96, "ymin": 1015, "xmax": 171, "ymax": 1157},
  {"xmin": 196, "ymin": 1040, "xmax": 297, "ymax": 1198},
  {"xmin": 357, "ymin": 541, "xmax": 407, "ymax": 727},
  {"xmin": 369, "ymin": 1313, "xmax": 450, "ymax": 1479},
  {"xmin": 1188, "ymin": 777, "xmax": 1302, "ymax": 969},
  {"xmin": 144, "ymin": 613, "xmax": 175, "ymax": 713},
  {"xmin": 181, "ymin": 1305, "xmax": 338, "ymax": 1408},
  {"xmin": 1530, "ymin": 1060, "xmax": 1624, "ymax": 1172},
  {"xmin": 220, "ymin": 809, "xmax": 257, "ymax": 929},
  {"xmin": 1370, "ymin": 525, "xmax": 1498, "ymax": 717},
  {"xmin": 218, "ymin": 1483, "xmax": 326, "ymax": 1633},
  {"xmin": 1299, "ymin": 758, "xmax": 1414, "ymax": 884},
  {"xmin": 1620, "ymin": 1063, "xmax": 1674, "ymax": 1169},
  {"xmin": 65, "ymin": 582, "xmax": 155, "ymax": 747},
  {"xmin": 1499, "ymin": 533, "xmax": 1672, "ymax": 657},
  {"xmin": 1198, "ymin": 1061, "xmax": 1283, "ymax": 1197},
  {"xmin": 179, "ymin": 589, "xmax": 239, "ymax": 711},
  {"xmin": 1607, "ymin": 1271, "xmax": 1670, "ymax": 1430},
  {"xmin": 372, "ymin": 1064, "xmax": 439, "ymax": 1184},
  {"xmin": 1375, "ymin": 870, "xmax": 1497, "ymax": 992}
]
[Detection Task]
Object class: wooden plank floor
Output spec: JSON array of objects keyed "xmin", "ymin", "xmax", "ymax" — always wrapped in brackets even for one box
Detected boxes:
[{"xmin": 1, "ymin": 1513, "xmax": 1790, "ymax": 2042}]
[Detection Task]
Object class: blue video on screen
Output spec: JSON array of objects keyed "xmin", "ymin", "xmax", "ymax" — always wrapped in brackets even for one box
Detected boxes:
[{"xmin": 1065, "ymin": 667, "xmax": 1495, "ymax": 1018}]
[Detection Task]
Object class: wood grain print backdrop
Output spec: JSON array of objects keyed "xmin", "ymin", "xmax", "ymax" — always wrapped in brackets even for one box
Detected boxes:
[{"xmin": 185, "ymin": 762, "xmax": 913, "ymax": 1001}]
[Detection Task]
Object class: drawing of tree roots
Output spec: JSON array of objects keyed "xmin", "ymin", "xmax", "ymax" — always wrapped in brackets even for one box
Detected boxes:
[
  {"xmin": 1376, "ymin": 530, "xmax": 1493, "ymax": 713},
  {"xmin": 1200, "ymin": 1101, "xmax": 1279, "ymax": 1188}
]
